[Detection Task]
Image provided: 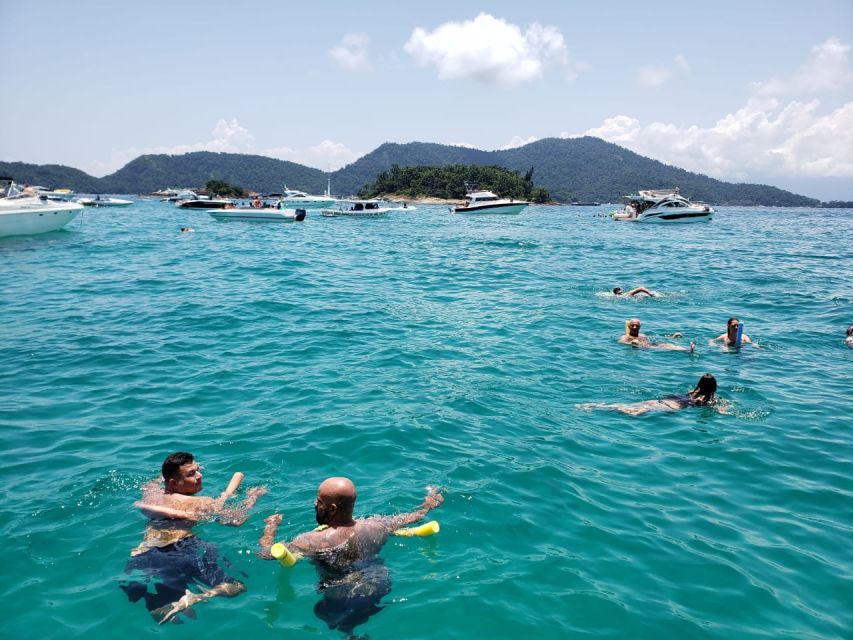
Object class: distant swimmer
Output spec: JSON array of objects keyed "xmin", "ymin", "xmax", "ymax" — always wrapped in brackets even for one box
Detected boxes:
[
  {"xmin": 122, "ymin": 452, "xmax": 266, "ymax": 624},
  {"xmin": 180, "ymin": 227, "xmax": 194, "ymax": 233},
  {"xmin": 711, "ymin": 317, "xmax": 752, "ymax": 346},
  {"xmin": 577, "ymin": 373, "xmax": 725, "ymax": 416},
  {"xmin": 612, "ymin": 286, "xmax": 658, "ymax": 298},
  {"xmin": 846, "ymin": 325, "xmax": 853, "ymax": 347},
  {"xmin": 259, "ymin": 477, "xmax": 443, "ymax": 636},
  {"xmin": 619, "ymin": 318, "xmax": 695, "ymax": 352}
]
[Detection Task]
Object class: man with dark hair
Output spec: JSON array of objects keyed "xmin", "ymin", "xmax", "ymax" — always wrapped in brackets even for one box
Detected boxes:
[
  {"xmin": 121, "ymin": 452, "xmax": 265, "ymax": 624},
  {"xmin": 258, "ymin": 477, "xmax": 442, "ymax": 636}
]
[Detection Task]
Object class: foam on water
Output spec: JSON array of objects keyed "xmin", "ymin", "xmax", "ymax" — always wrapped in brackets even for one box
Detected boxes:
[{"xmin": 1, "ymin": 202, "xmax": 851, "ymax": 638}]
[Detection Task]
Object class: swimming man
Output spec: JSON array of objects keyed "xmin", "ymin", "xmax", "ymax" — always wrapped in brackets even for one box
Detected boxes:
[
  {"xmin": 612, "ymin": 286, "xmax": 658, "ymax": 297},
  {"xmin": 619, "ymin": 318, "xmax": 694, "ymax": 352},
  {"xmin": 259, "ymin": 477, "xmax": 443, "ymax": 636},
  {"xmin": 122, "ymin": 452, "xmax": 265, "ymax": 624}
]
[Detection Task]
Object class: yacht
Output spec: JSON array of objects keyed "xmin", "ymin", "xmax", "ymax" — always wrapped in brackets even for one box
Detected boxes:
[
  {"xmin": 453, "ymin": 184, "xmax": 529, "ymax": 214},
  {"xmin": 612, "ymin": 188, "xmax": 714, "ymax": 223},
  {"xmin": 0, "ymin": 178, "xmax": 83, "ymax": 237},
  {"xmin": 321, "ymin": 199, "xmax": 392, "ymax": 217},
  {"xmin": 175, "ymin": 195, "xmax": 234, "ymax": 209},
  {"xmin": 208, "ymin": 206, "xmax": 307, "ymax": 223},
  {"xmin": 279, "ymin": 181, "xmax": 336, "ymax": 209},
  {"xmin": 77, "ymin": 196, "xmax": 133, "ymax": 207}
]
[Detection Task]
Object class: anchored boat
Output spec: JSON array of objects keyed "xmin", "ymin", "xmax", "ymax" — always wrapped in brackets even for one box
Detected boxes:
[{"xmin": 612, "ymin": 188, "xmax": 714, "ymax": 223}]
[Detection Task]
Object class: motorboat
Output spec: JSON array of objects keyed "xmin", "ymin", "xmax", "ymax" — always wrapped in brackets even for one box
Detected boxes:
[
  {"xmin": 176, "ymin": 196, "xmax": 234, "ymax": 209},
  {"xmin": 208, "ymin": 207, "xmax": 307, "ymax": 223},
  {"xmin": 77, "ymin": 196, "xmax": 133, "ymax": 207},
  {"xmin": 0, "ymin": 178, "xmax": 83, "ymax": 237},
  {"xmin": 321, "ymin": 199, "xmax": 392, "ymax": 217},
  {"xmin": 161, "ymin": 189, "xmax": 198, "ymax": 202},
  {"xmin": 38, "ymin": 187, "xmax": 75, "ymax": 201},
  {"xmin": 453, "ymin": 184, "xmax": 529, "ymax": 214},
  {"xmin": 278, "ymin": 182, "xmax": 336, "ymax": 209},
  {"xmin": 612, "ymin": 188, "xmax": 714, "ymax": 223}
]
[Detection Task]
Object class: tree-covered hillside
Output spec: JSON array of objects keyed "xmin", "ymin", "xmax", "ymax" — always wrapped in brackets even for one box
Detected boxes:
[
  {"xmin": 1, "ymin": 138, "xmax": 822, "ymax": 206},
  {"xmin": 100, "ymin": 152, "xmax": 328, "ymax": 194},
  {"xmin": 359, "ymin": 164, "xmax": 549, "ymax": 202},
  {"xmin": 0, "ymin": 161, "xmax": 102, "ymax": 193}
]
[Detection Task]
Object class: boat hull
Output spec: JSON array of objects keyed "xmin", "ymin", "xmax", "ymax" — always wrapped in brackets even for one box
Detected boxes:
[
  {"xmin": 79, "ymin": 198, "xmax": 133, "ymax": 207},
  {"xmin": 208, "ymin": 208, "xmax": 306, "ymax": 222},
  {"xmin": 280, "ymin": 198, "xmax": 335, "ymax": 209},
  {"xmin": 454, "ymin": 202, "xmax": 529, "ymax": 214},
  {"xmin": 0, "ymin": 202, "xmax": 83, "ymax": 237}
]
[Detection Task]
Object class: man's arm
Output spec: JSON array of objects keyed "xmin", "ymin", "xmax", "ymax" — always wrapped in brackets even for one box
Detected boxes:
[
  {"xmin": 376, "ymin": 487, "xmax": 444, "ymax": 532},
  {"xmin": 156, "ymin": 581, "xmax": 246, "ymax": 624}
]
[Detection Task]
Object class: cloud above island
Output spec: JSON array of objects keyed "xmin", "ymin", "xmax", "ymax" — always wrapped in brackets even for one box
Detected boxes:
[
  {"xmin": 404, "ymin": 13, "xmax": 573, "ymax": 85},
  {"xmin": 637, "ymin": 54, "xmax": 689, "ymax": 88},
  {"xmin": 566, "ymin": 38, "xmax": 853, "ymax": 180},
  {"xmin": 329, "ymin": 33, "xmax": 373, "ymax": 72}
]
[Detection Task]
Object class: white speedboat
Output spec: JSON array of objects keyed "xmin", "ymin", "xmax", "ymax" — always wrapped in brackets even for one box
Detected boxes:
[
  {"xmin": 38, "ymin": 187, "xmax": 75, "ymax": 201},
  {"xmin": 453, "ymin": 184, "xmax": 528, "ymax": 214},
  {"xmin": 160, "ymin": 189, "xmax": 198, "ymax": 202},
  {"xmin": 0, "ymin": 179, "xmax": 83, "ymax": 237},
  {"xmin": 208, "ymin": 207, "xmax": 307, "ymax": 222},
  {"xmin": 77, "ymin": 196, "xmax": 133, "ymax": 207},
  {"xmin": 612, "ymin": 188, "xmax": 714, "ymax": 223},
  {"xmin": 278, "ymin": 182, "xmax": 336, "ymax": 209},
  {"xmin": 176, "ymin": 196, "xmax": 234, "ymax": 209},
  {"xmin": 321, "ymin": 199, "xmax": 392, "ymax": 217}
]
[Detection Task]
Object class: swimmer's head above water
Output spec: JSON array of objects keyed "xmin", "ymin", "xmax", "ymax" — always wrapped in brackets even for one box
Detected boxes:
[
  {"xmin": 162, "ymin": 451, "xmax": 203, "ymax": 495},
  {"xmin": 613, "ymin": 287, "xmax": 623, "ymax": 295},
  {"xmin": 689, "ymin": 373, "xmax": 718, "ymax": 405},
  {"xmin": 626, "ymin": 318, "xmax": 641, "ymax": 337},
  {"xmin": 314, "ymin": 477, "xmax": 357, "ymax": 526}
]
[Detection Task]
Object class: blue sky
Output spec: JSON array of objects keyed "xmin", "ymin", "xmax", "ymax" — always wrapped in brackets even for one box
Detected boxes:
[{"xmin": 1, "ymin": 0, "xmax": 851, "ymax": 199}]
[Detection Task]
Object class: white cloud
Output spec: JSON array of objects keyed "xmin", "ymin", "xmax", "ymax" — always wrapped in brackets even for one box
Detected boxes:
[
  {"xmin": 498, "ymin": 135, "xmax": 539, "ymax": 150},
  {"xmin": 563, "ymin": 39, "xmax": 853, "ymax": 180},
  {"xmin": 404, "ymin": 13, "xmax": 570, "ymax": 85},
  {"xmin": 329, "ymin": 33, "xmax": 373, "ymax": 72},
  {"xmin": 93, "ymin": 120, "xmax": 360, "ymax": 175},
  {"xmin": 637, "ymin": 54, "xmax": 689, "ymax": 87},
  {"xmin": 752, "ymin": 37, "xmax": 852, "ymax": 96}
]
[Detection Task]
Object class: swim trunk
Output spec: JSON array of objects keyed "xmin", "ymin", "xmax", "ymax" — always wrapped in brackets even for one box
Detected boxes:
[
  {"xmin": 313, "ymin": 558, "xmax": 391, "ymax": 635},
  {"xmin": 120, "ymin": 536, "xmax": 241, "ymax": 614}
]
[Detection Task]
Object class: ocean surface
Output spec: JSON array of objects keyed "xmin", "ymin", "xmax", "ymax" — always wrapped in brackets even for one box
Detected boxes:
[{"xmin": 1, "ymin": 200, "xmax": 851, "ymax": 639}]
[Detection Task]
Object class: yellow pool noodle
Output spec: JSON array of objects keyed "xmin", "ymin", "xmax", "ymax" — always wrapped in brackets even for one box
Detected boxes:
[
  {"xmin": 271, "ymin": 542, "xmax": 298, "ymax": 567},
  {"xmin": 393, "ymin": 520, "xmax": 440, "ymax": 537},
  {"xmin": 625, "ymin": 319, "xmax": 630, "ymax": 335}
]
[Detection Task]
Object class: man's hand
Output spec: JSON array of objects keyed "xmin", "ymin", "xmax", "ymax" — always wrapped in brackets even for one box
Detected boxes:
[
  {"xmin": 423, "ymin": 486, "xmax": 443, "ymax": 510},
  {"xmin": 159, "ymin": 589, "xmax": 205, "ymax": 624}
]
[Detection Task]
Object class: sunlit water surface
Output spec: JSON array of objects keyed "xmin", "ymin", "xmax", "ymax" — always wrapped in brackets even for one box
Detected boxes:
[{"xmin": 1, "ymin": 201, "xmax": 851, "ymax": 639}]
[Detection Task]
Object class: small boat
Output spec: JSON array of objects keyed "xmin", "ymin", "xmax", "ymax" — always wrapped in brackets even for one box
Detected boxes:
[
  {"xmin": 208, "ymin": 207, "xmax": 307, "ymax": 222},
  {"xmin": 160, "ymin": 189, "xmax": 198, "ymax": 202},
  {"xmin": 77, "ymin": 196, "xmax": 133, "ymax": 207},
  {"xmin": 612, "ymin": 188, "xmax": 714, "ymax": 223},
  {"xmin": 321, "ymin": 199, "xmax": 392, "ymax": 217},
  {"xmin": 277, "ymin": 181, "xmax": 336, "ymax": 209},
  {"xmin": 38, "ymin": 187, "xmax": 76, "ymax": 201},
  {"xmin": 176, "ymin": 196, "xmax": 234, "ymax": 209},
  {"xmin": 0, "ymin": 178, "xmax": 83, "ymax": 237},
  {"xmin": 453, "ymin": 183, "xmax": 529, "ymax": 214}
]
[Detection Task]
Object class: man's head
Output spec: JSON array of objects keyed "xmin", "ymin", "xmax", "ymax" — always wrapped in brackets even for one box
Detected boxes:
[
  {"xmin": 613, "ymin": 287, "xmax": 623, "ymax": 295},
  {"xmin": 162, "ymin": 452, "xmax": 203, "ymax": 495},
  {"xmin": 314, "ymin": 477, "xmax": 357, "ymax": 526},
  {"xmin": 627, "ymin": 318, "xmax": 641, "ymax": 337},
  {"xmin": 847, "ymin": 325, "xmax": 853, "ymax": 337}
]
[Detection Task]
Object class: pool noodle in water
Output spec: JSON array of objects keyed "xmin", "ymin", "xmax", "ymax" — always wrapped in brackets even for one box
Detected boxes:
[
  {"xmin": 272, "ymin": 521, "xmax": 440, "ymax": 567},
  {"xmin": 736, "ymin": 323, "xmax": 744, "ymax": 346}
]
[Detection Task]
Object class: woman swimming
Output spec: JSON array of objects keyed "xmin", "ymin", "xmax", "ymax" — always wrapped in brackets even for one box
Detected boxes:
[{"xmin": 577, "ymin": 373, "xmax": 723, "ymax": 416}]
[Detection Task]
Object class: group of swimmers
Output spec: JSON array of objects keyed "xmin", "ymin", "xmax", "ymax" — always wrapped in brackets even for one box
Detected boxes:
[{"xmin": 122, "ymin": 452, "xmax": 442, "ymax": 634}]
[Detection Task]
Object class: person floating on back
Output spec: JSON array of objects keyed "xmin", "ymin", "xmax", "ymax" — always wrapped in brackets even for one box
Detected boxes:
[
  {"xmin": 577, "ymin": 373, "xmax": 726, "ymax": 415},
  {"xmin": 619, "ymin": 318, "xmax": 694, "ymax": 352},
  {"xmin": 258, "ymin": 477, "xmax": 443, "ymax": 636},
  {"xmin": 122, "ymin": 452, "xmax": 266, "ymax": 624}
]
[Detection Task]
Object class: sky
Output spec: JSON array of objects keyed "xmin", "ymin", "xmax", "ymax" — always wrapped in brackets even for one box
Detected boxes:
[{"xmin": 1, "ymin": 0, "xmax": 852, "ymax": 200}]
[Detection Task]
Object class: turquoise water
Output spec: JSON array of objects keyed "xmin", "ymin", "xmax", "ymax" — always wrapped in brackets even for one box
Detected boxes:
[{"xmin": 1, "ymin": 201, "xmax": 851, "ymax": 639}]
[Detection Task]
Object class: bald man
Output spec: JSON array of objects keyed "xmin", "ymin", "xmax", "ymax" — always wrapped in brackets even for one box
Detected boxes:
[{"xmin": 259, "ymin": 477, "xmax": 442, "ymax": 635}]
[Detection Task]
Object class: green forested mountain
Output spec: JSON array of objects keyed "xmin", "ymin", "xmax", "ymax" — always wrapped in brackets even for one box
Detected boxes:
[
  {"xmin": 359, "ymin": 164, "xmax": 549, "ymax": 202},
  {"xmin": 0, "ymin": 161, "xmax": 103, "ymax": 193},
  {"xmin": 1, "ymin": 138, "xmax": 820, "ymax": 206},
  {"xmin": 99, "ymin": 152, "xmax": 327, "ymax": 194}
]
